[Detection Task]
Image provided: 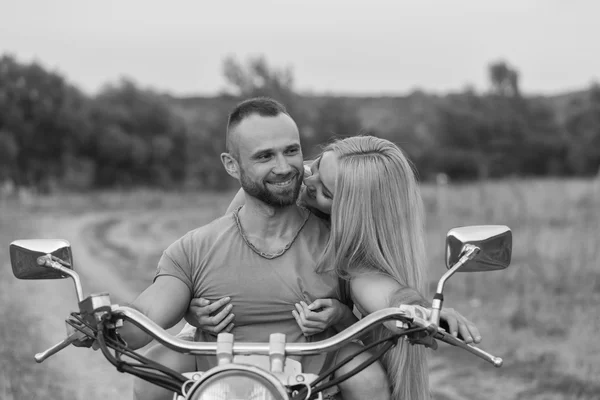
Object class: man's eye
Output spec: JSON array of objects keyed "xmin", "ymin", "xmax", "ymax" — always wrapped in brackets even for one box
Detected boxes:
[{"xmin": 286, "ymin": 148, "xmax": 299, "ymax": 155}]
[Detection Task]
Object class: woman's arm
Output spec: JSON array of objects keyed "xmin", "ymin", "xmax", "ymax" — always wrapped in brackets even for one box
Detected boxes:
[
  {"xmin": 350, "ymin": 272, "xmax": 429, "ymax": 316},
  {"xmin": 350, "ymin": 272, "xmax": 481, "ymax": 343}
]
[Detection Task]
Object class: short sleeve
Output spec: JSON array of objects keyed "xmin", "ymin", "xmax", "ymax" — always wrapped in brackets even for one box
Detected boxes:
[{"xmin": 154, "ymin": 236, "xmax": 194, "ymax": 295}]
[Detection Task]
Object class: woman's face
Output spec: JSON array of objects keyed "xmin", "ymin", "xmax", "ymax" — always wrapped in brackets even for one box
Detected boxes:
[{"xmin": 299, "ymin": 151, "xmax": 338, "ymax": 214}]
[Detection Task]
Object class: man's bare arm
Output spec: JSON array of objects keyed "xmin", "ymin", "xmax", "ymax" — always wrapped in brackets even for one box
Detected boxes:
[{"xmin": 117, "ymin": 276, "xmax": 192, "ymax": 349}]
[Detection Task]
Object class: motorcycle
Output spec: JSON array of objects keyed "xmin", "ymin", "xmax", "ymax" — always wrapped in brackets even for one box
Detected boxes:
[{"xmin": 9, "ymin": 224, "xmax": 512, "ymax": 400}]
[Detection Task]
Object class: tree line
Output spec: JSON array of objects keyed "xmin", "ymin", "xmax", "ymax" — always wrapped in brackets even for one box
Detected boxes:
[{"xmin": 0, "ymin": 53, "xmax": 598, "ymax": 193}]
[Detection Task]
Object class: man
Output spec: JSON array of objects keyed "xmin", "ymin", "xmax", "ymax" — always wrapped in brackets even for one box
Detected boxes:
[{"xmin": 124, "ymin": 97, "xmax": 390, "ymax": 400}]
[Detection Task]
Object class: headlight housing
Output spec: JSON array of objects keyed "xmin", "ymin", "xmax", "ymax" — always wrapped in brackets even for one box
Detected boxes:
[{"xmin": 187, "ymin": 364, "xmax": 288, "ymax": 400}]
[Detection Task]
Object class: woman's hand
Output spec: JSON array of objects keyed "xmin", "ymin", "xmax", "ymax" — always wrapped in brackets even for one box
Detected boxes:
[
  {"xmin": 292, "ymin": 298, "xmax": 349, "ymax": 336},
  {"xmin": 439, "ymin": 307, "xmax": 481, "ymax": 344},
  {"xmin": 184, "ymin": 297, "xmax": 235, "ymax": 334},
  {"xmin": 382, "ymin": 304, "xmax": 481, "ymax": 348}
]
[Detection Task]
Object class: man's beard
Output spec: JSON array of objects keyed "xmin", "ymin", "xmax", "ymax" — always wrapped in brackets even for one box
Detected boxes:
[{"xmin": 240, "ymin": 168, "xmax": 302, "ymax": 207}]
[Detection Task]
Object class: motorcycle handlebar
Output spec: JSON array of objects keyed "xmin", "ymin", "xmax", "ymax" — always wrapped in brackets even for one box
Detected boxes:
[
  {"xmin": 113, "ymin": 306, "xmax": 403, "ymax": 356},
  {"xmin": 34, "ymin": 303, "xmax": 503, "ymax": 366},
  {"xmin": 112, "ymin": 305, "xmax": 503, "ymax": 367}
]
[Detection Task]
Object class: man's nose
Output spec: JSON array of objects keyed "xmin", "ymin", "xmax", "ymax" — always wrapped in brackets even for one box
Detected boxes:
[{"xmin": 273, "ymin": 154, "xmax": 293, "ymax": 174}]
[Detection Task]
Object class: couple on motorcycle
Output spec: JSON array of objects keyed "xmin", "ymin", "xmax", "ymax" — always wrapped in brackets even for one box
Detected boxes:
[{"xmin": 120, "ymin": 97, "xmax": 481, "ymax": 400}]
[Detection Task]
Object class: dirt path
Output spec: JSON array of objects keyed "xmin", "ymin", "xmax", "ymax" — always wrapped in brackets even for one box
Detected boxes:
[
  {"xmin": 18, "ymin": 209, "xmax": 193, "ymax": 400},
  {"xmin": 24, "ymin": 212, "xmax": 140, "ymax": 399}
]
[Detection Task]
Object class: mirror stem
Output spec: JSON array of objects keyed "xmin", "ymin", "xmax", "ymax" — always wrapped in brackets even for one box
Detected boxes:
[
  {"xmin": 37, "ymin": 255, "xmax": 84, "ymax": 302},
  {"xmin": 430, "ymin": 245, "xmax": 480, "ymax": 326}
]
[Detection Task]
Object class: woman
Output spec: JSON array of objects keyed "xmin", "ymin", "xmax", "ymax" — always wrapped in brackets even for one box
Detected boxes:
[
  {"xmin": 308, "ymin": 135, "xmax": 430, "ymax": 399},
  {"xmin": 189, "ymin": 136, "xmax": 480, "ymax": 399}
]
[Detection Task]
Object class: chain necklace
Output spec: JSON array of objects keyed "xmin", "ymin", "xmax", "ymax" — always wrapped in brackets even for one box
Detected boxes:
[{"xmin": 232, "ymin": 205, "xmax": 310, "ymax": 260}]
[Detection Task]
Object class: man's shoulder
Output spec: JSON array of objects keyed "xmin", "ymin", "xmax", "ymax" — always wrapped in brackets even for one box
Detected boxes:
[
  {"xmin": 185, "ymin": 213, "xmax": 236, "ymax": 240},
  {"xmin": 168, "ymin": 214, "xmax": 236, "ymax": 252}
]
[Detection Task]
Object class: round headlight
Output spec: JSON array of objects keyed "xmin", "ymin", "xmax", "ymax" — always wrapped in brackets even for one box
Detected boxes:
[{"xmin": 188, "ymin": 368, "xmax": 287, "ymax": 400}]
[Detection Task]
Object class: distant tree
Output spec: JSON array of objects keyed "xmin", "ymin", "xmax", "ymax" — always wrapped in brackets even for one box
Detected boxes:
[
  {"xmin": 486, "ymin": 61, "xmax": 566, "ymax": 175},
  {"xmin": 89, "ymin": 78, "xmax": 188, "ymax": 187},
  {"xmin": 434, "ymin": 61, "xmax": 564, "ymax": 179},
  {"xmin": 489, "ymin": 60, "xmax": 520, "ymax": 98},
  {"xmin": 434, "ymin": 92, "xmax": 497, "ymax": 180},
  {"xmin": 222, "ymin": 55, "xmax": 294, "ymax": 99},
  {"xmin": 185, "ymin": 115, "xmax": 234, "ymax": 190},
  {"xmin": 0, "ymin": 130, "xmax": 18, "ymax": 181},
  {"xmin": 563, "ymin": 84, "xmax": 600, "ymax": 174},
  {"xmin": 220, "ymin": 55, "xmax": 309, "ymax": 133},
  {"xmin": 0, "ymin": 54, "xmax": 92, "ymax": 190},
  {"xmin": 308, "ymin": 98, "xmax": 363, "ymax": 157},
  {"xmin": 518, "ymin": 98, "xmax": 567, "ymax": 175}
]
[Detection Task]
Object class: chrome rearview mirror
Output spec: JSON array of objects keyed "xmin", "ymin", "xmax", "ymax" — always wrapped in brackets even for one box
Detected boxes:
[
  {"xmin": 10, "ymin": 239, "xmax": 74, "ymax": 280},
  {"xmin": 430, "ymin": 225, "xmax": 512, "ymax": 326},
  {"xmin": 445, "ymin": 225, "xmax": 512, "ymax": 272}
]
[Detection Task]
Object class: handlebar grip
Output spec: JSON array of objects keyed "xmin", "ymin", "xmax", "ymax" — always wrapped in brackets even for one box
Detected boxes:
[
  {"xmin": 434, "ymin": 330, "xmax": 503, "ymax": 367},
  {"xmin": 34, "ymin": 331, "xmax": 80, "ymax": 363}
]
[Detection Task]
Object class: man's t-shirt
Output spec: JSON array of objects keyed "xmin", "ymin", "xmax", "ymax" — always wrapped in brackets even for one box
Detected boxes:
[{"xmin": 154, "ymin": 207, "xmax": 337, "ymax": 344}]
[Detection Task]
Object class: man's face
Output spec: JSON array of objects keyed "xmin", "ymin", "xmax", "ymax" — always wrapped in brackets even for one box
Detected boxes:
[{"xmin": 232, "ymin": 113, "xmax": 304, "ymax": 207}]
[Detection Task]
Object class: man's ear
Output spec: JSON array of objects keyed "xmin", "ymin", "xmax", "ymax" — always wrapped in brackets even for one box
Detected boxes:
[{"xmin": 221, "ymin": 152, "xmax": 240, "ymax": 179}]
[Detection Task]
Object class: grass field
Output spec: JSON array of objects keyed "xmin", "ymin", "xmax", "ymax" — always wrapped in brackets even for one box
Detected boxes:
[{"xmin": 1, "ymin": 178, "xmax": 599, "ymax": 400}]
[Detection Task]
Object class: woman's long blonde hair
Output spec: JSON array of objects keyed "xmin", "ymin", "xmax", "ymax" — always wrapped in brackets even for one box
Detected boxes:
[{"xmin": 317, "ymin": 135, "xmax": 429, "ymax": 400}]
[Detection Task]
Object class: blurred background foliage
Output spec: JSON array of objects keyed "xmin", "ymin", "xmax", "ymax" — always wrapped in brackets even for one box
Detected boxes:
[{"xmin": 1, "ymin": 53, "xmax": 599, "ymax": 192}]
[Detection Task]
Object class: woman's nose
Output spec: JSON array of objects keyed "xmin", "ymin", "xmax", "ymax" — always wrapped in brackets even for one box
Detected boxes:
[
  {"xmin": 303, "ymin": 164, "xmax": 312, "ymax": 178},
  {"xmin": 304, "ymin": 173, "xmax": 317, "ymax": 188}
]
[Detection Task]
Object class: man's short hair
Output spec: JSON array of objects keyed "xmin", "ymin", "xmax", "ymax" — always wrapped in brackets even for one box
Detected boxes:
[{"xmin": 226, "ymin": 97, "xmax": 289, "ymax": 158}]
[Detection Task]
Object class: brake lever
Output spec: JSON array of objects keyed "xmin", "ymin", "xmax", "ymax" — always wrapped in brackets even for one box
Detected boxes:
[
  {"xmin": 434, "ymin": 328, "xmax": 503, "ymax": 367},
  {"xmin": 34, "ymin": 329, "xmax": 90, "ymax": 363}
]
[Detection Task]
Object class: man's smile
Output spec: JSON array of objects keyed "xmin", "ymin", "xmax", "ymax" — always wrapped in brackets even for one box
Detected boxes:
[
  {"xmin": 269, "ymin": 177, "xmax": 294, "ymax": 187},
  {"xmin": 266, "ymin": 173, "xmax": 299, "ymax": 189}
]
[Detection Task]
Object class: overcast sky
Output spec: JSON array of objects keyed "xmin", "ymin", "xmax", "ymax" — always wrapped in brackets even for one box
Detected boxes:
[{"xmin": 1, "ymin": 0, "xmax": 598, "ymax": 96}]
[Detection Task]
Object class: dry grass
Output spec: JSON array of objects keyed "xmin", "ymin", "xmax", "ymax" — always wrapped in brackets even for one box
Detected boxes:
[
  {"xmin": 422, "ymin": 178, "xmax": 600, "ymax": 399},
  {"xmin": 1, "ymin": 177, "xmax": 599, "ymax": 399},
  {"xmin": 0, "ymin": 207, "xmax": 81, "ymax": 399}
]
